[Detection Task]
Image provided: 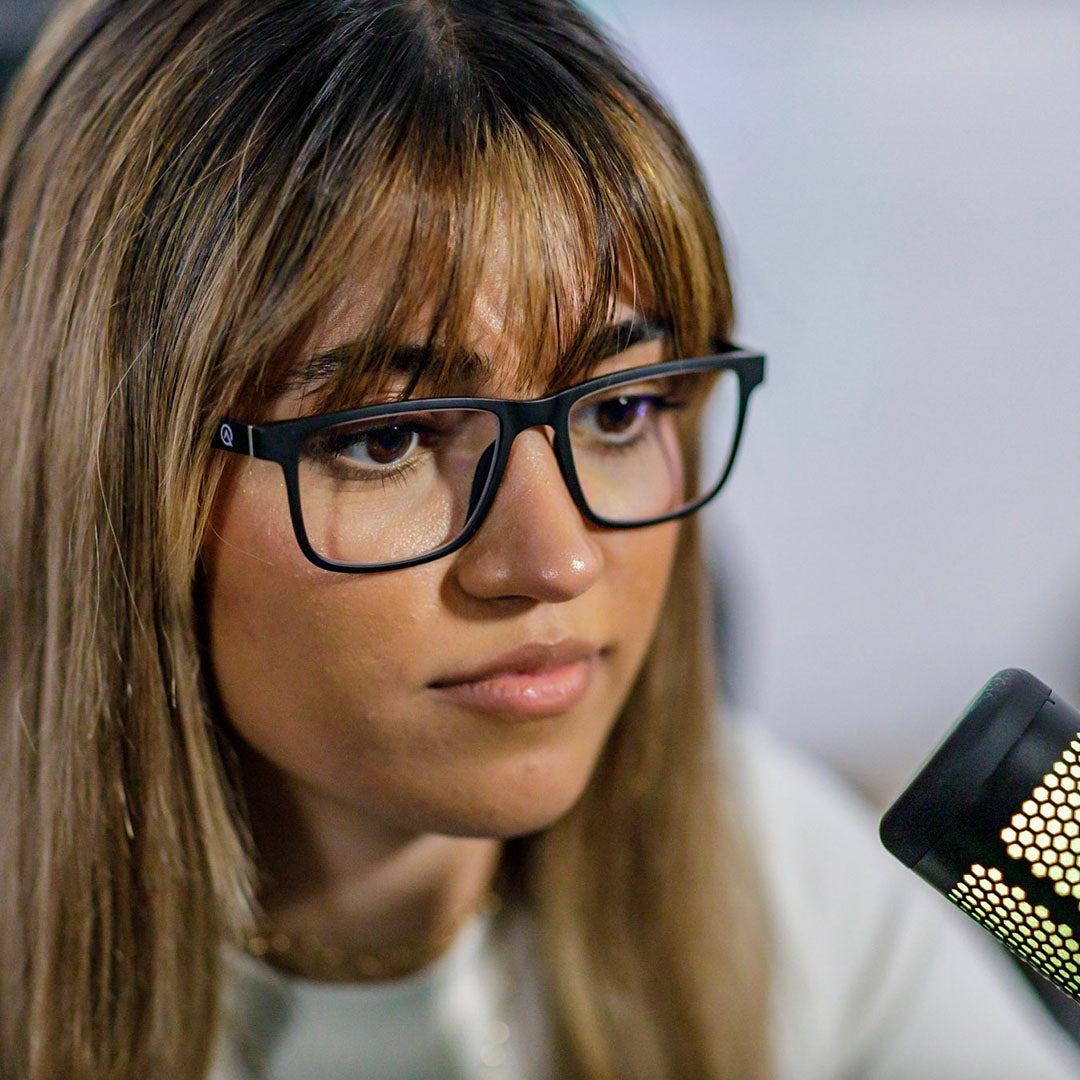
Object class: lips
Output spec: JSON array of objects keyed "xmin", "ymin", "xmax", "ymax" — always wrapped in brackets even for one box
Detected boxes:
[
  {"xmin": 429, "ymin": 639, "xmax": 602, "ymax": 687},
  {"xmin": 428, "ymin": 639, "xmax": 602, "ymax": 717}
]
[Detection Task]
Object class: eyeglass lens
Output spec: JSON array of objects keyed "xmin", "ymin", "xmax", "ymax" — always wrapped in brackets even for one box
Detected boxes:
[{"xmin": 296, "ymin": 367, "xmax": 740, "ymax": 567}]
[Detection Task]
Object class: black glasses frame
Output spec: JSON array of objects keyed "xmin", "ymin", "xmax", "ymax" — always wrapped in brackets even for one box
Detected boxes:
[{"xmin": 211, "ymin": 343, "xmax": 765, "ymax": 573}]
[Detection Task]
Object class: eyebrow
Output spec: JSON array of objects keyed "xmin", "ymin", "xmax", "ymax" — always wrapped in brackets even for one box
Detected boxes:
[{"xmin": 287, "ymin": 315, "xmax": 670, "ymax": 391}]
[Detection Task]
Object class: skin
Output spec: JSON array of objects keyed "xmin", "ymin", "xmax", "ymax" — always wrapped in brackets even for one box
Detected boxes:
[{"xmin": 202, "ymin": 261, "xmax": 681, "ymax": 972}]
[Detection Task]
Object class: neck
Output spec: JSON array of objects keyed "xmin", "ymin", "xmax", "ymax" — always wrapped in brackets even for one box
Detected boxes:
[{"xmin": 237, "ymin": 740, "xmax": 502, "ymax": 979}]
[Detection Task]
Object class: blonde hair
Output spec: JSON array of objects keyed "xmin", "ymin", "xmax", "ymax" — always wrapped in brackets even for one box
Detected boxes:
[{"xmin": 0, "ymin": 1, "xmax": 772, "ymax": 1076}]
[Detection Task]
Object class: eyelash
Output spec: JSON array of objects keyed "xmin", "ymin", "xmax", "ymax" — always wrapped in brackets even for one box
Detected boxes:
[{"xmin": 304, "ymin": 426, "xmax": 435, "ymax": 486}]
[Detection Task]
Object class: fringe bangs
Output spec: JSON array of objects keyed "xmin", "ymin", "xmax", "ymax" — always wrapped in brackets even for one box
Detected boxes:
[{"xmin": 218, "ymin": 35, "xmax": 725, "ymax": 422}]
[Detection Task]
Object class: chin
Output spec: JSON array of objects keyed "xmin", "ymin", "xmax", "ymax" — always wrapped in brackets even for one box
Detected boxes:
[{"xmin": 409, "ymin": 756, "xmax": 599, "ymax": 840}]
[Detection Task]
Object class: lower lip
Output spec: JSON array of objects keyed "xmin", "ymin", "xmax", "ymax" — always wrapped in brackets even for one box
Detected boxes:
[{"xmin": 430, "ymin": 658, "xmax": 596, "ymax": 717}]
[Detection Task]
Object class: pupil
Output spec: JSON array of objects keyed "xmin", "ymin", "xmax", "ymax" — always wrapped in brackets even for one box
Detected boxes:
[
  {"xmin": 598, "ymin": 397, "xmax": 643, "ymax": 433},
  {"xmin": 367, "ymin": 425, "xmax": 411, "ymax": 465}
]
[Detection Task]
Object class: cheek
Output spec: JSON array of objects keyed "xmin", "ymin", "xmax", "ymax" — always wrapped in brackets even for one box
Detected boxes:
[
  {"xmin": 604, "ymin": 521, "xmax": 680, "ymax": 640},
  {"xmin": 586, "ymin": 520, "xmax": 680, "ymax": 713},
  {"xmin": 201, "ymin": 461, "xmax": 437, "ymax": 765}
]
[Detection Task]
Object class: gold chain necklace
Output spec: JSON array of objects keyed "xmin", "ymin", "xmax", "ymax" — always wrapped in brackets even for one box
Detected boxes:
[{"xmin": 244, "ymin": 891, "xmax": 501, "ymax": 982}]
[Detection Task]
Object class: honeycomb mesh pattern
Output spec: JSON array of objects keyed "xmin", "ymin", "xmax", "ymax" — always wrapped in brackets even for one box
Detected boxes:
[
  {"xmin": 999, "ymin": 734, "xmax": 1080, "ymax": 904},
  {"xmin": 950, "ymin": 864, "xmax": 1080, "ymax": 997}
]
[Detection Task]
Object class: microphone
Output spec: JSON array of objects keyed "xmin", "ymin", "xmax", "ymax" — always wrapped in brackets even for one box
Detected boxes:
[{"xmin": 881, "ymin": 669, "xmax": 1080, "ymax": 1003}]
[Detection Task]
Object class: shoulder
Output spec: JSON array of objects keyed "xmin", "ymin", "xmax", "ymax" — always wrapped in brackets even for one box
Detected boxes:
[{"xmin": 724, "ymin": 720, "xmax": 1080, "ymax": 1080}]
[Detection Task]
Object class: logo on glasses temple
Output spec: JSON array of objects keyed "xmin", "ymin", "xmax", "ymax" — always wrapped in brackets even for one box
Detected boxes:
[{"xmin": 220, "ymin": 423, "xmax": 235, "ymax": 449}]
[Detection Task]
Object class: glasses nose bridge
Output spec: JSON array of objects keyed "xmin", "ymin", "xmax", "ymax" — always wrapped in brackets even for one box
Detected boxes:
[
  {"xmin": 496, "ymin": 393, "xmax": 570, "ymax": 465},
  {"xmin": 502, "ymin": 393, "xmax": 564, "ymax": 439},
  {"xmin": 485, "ymin": 393, "xmax": 577, "ymax": 506}
]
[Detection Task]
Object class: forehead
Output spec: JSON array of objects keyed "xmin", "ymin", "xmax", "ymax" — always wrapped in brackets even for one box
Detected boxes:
[
  {"xmin": 302, "ymin": 209, "xmax": 658, "ymax": 397},
  {"xmin": 256, "ymin": 179, "xmax": 671, "ymax": 420},
  {"xmin": 313, "ymin": 289, "xmax": 651, "ymax": 392}
]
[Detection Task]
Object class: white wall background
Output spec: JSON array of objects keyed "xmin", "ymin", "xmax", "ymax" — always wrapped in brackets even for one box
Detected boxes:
[{"xmin": 585, "ymin": 0, "xmax": 1080, "ymax": 800}]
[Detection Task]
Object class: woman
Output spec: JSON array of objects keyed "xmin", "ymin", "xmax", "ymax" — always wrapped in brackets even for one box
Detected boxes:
[{"xmin": 0, "ymin": 1, "xmax": 1075, "ymax": 1078}]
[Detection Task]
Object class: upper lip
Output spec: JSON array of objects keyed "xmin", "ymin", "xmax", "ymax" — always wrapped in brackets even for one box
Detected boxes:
[{"xmin": 428, "ymin": 639, "xmax": 602, "ymax": 687}]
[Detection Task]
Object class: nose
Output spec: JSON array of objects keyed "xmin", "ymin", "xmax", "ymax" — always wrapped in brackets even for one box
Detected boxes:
[{"xmin": 450, "ymin": 428, "xmax": 603, "ymax": 603}]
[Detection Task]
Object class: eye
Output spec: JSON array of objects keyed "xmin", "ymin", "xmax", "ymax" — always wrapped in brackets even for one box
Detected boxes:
[
  {"xmin": 592, "ymin": 394, "xmax": 651, "ymax": 438},
  {"xmin": 341, "ymin": 424, "xmax": 419, "ymax": 467},
  {"xmin": 573, "ymin": 390, "xmax": 667, "ymax": 447},
  {"xmin": 308, "ymin": 421, "xmax": 427, "ymax": 474}
]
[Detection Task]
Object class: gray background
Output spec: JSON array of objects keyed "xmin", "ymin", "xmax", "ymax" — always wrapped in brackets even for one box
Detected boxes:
[
  {"xmin": 0, "ymin": 0, "xmax": 52, "ymax": 49},
  {"xmin": 582, "ymin": 0, "xmax": 1080, "ymax": 802},
  {"xmin": 3, "ymin": 1, "xmax": 1080, "ymax": 805}
]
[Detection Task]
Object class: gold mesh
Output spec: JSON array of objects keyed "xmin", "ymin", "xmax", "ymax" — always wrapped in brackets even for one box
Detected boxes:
[
  {"xmin": 950, "ymin": 864, "xmax": 1080, "ymax": 997},
  {"xmin": 998, "ymin": 735, "xmax": 1080, "ymax": 904}
]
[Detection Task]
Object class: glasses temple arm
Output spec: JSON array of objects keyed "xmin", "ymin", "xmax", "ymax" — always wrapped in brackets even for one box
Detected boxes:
[{"xmin": 210, "ymin": 419, "xmax": 259, "ymax": 458}]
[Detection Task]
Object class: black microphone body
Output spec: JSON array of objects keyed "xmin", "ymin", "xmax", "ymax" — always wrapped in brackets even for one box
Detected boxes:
[{"xmin": 882, "ymin": 669, "xmax": 1080, "ymax": 1002}]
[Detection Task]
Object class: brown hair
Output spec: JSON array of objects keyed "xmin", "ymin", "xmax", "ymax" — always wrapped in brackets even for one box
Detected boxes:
[{"xmin": 0, "ymin": 1, "xmax": 772, "ymax": 1076}]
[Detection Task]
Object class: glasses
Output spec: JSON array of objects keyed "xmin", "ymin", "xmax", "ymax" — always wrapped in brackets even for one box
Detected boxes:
[{"xmin": 211, "ymin": 344, "xmax": 765, "ymax": 573}]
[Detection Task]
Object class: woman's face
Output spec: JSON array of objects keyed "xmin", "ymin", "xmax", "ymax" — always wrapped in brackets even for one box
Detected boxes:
[{"xmin": 203, "ymin": 268, "xmax": 681, "ymax": 840}]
